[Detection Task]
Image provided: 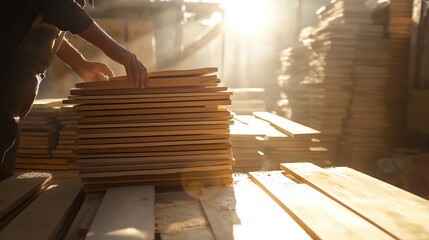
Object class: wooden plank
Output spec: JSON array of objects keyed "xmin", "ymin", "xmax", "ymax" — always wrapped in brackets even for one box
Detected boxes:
[
  {"xmin": 77, "ymin": 138, "xmax": 230, "ymax": 149},
  {"xmin": 77, "ymin": 149, "xmax": 232, "ymax": 159},
  {"xmin": 64, "ymin": 193, "xmax": 104, "ymax": 240},
  {"xmin": 76, "ymin": 75, "xmax": 219, "ymax": 89},
  {"xmin": 77, "ymin": 128, "xmax": 230, "ymax": 138},
  {"xmin": 200, "ymin": 174, "xmax": 311, "ymax": 240},
  {"xmin": 76, "ymin": 143, "xmax": 231, "ymax": 154},
  {"xmin": 155, "ymin": 191, "xmax": 215, "ymax": 240},
  {"xmin": 0, "ymin": 179, "xmax": 83, "ymax": 240},
  {"xmin": 281, "ymin": 162, "xmax": 429, "ymax": 240},
  {"xmin": 148, "ymin": 67, "xmax": 217, "ymax": 78},
  {"xmin": 77, "ymin": 124, "xmax": 228, "ymax": 134},
  {"xmin": 0, "ymin": 172, "xmax": 51, "ymax": 224},
  {"xmin": 77, "ymin": 133, "xmax": 230, "ymax": 145},
  {"xmin": 85, "ymin": 186, "xmax": 155, "ymax": 240},
  {"xmin": 249, "ymin": 171, "xmax": 394, "ymax": 240},
  {"xmin": 77, "ymin": 120, "xmax": 231, "ymax": 129},
  {"xmin": 65, "ymin": 94, "xmax": 229, "ymax": 105},
  {"xmin": 77, "ymin": 154, "xmax": 233, "ymax": 166},
  {"xmin": 79, "ymin": 159, "xmax": 234, "ymax": 173},
  {"xmin": 74, "ymin": 106, "xmax": 222, "ymax": 117},
  {"xmin": 253, "ymin": 112, "xmax": 320, "ymax": 137},
  {"xmin": 73, "ymin": 100, "xmax": 230, "ymax": 111},
  {"xmin": 67, "ymin": 91, "xmax": 232, "ymax": 100},
  {"xmin": 80, "ymin": 165, "xmax": 231, "ymax": 178},
  {"xmin": 77, "ymin": 111, "xmax": 231, "ymax": 124},
  {"xmin": 70, "ymin": 86, "xmax": 227, "ymax": 96}
]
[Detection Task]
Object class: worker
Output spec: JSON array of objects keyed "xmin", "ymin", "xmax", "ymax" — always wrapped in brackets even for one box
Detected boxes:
[{"xmin": 0, "ymin": 0, "xmax": 149, "ymax": 180}]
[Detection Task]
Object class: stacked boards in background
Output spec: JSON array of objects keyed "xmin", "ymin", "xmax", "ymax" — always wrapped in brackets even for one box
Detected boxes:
[
  {"xmin": 253, "ymin": 112, "xmax": 331, "ymax": 169},
  {"xmin": 276, "ymin": 43, "xmax": 312, "ymax": 124},
  {"xmin": 16, "ymin": 99, "xmax": 77, "ymax": 171},
  {"xmin": 230, "ymin": 115, "xmax": 273, "ymax": 172},
  {"xmin": 66, "ymin": 67, "xmax": 234, "ymax": 192}
]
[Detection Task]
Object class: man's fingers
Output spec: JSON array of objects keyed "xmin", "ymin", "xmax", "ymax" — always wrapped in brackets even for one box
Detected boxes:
[{"xmin": 101, "ymin": 65, "xmax": 115, "ymax": 79}]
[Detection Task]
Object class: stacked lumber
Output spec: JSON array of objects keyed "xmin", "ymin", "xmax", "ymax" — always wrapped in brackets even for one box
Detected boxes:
[
  {"xmin": 276, "ymin": 43, "xmax": 311, "ymax": 123},
  {"xmin": 253, "ymin": 112, "xmax": 332, "ymax": 169},
  {"xmin": 16, "ymin": 99, "xmax": 63, "ymax": 170},
  {"xmin": 66, "ymin": 67, "xmax": 234, "ymax": 191},
  {"xmin": 51, "ymin": 105, "xmax": 79, "ymax": 168},
  {"xmin": 230, "ymin": 115, "xmax": 277, "ymax": 172},
  {"xmin": 338, "ymin": 0, "xmax": 411, "ymax": 173},
  {"xmin": 248, "ymin": 162, "xmax": 429, "ymax": 240}
]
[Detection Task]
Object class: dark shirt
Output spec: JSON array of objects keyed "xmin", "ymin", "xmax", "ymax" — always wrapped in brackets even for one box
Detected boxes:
[{"xmin": 0, "ymin": 0, "xmax": 93, "ymax": 57}]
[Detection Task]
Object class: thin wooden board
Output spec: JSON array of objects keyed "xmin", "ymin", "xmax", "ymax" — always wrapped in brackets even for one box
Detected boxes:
[
  {"xmin": 147, "ymin": 67, "xmax": 218, "ymax": 78},
  {"xmin": 77, "ymin": 133, "xmax": 230, "ymax": 145},
  {"xmin": 75, "ymin": 106, "xmax": 222, "ymax": 117},
  {"xmin": 86, "ymin": 186, "xmax": 154, "ymax": 240},
  {"xmin": 0, "ymin": 179, "xmax": 83, "ymax": 239},
  {"xmin": 79, "ymin": 159, "xmax": 234, "ymax": 173},
  {"xmin": 67, "ymin": 91, "xmax": 232, "ymax": 100},
  {"xmin": 77, "ymin": 128, "xmax": 230, "ymax": 138},
  {"xmin": 78, "ymin": 138, "xmax": 230, "ymax": 149},
  {"xmin": 81, "ymin": 169, "xmax": 233, "ymax": 185},
  {"xmin": 156, "ymin": 191, "xmax": 215, "ymax": 240},
  {"xmin": 0, "ymin": 172, "xmax": 51, "ymax": 220},
  {"xmin": 253, "ymin": 112, "xmax": 320, "ymax": 137},
  {"xmin": 78, "ymin": 120, "xmax": 231, "ymax": 129},
  {"xmin": 80, "ymin": 165, "xmax": 231, "ymax": 178},
  {"xmin": 64, "ymin": 193, "xmax": 104, "ymax": 240},
  {"xmin": 77, "ymin": 153, "xmax": 233, "ymax": 166},
  {"xmin": 77, "ymin": 124, "xmax": 229, "ymax": 134},
  {"xmin": 65, "ymin": 95, "xmax": 230, "ymax": 105},
  {"xmin": 77, "ymin": 149, "xmax": 232, "ymax": 159},
  {"xmin": 281, "ymin": 163, "xmax": 429, "ymax": 240},
  {"xmin": 70, "ymin": 86, "xmax": 227, "ymax": 96},
  {"xmin": 200, "ymin": 174, "xmax": 312, "ymax": 240},
  {"xmin": 76, "ymin": 75, "xmax": 219, "ymax": 89},
  {"xmin": 249, "ymin": 171, "xmax": 394, "ymax": 240},
  {"xmin": 76, "ymin": 143, "xmax": 231, "ymax": 154},
  {"xmin": 73, "ymin": 100, "xmax": 230, "ymax": 111},
  {"xmin": 77, "ymin": 111, "xmax": 231, "ymax": 124}
]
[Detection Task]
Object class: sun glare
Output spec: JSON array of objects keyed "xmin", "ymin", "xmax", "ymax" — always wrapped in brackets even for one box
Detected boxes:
[{"xmin": 225, "ymin": 0, "xmax": 268, "ymax": 32}]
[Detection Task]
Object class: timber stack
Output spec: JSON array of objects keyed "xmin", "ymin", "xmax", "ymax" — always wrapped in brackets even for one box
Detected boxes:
[
  {"xmin": 276, "ymin": 43, "xmax": 311, "ymax": 124},
  {"xmin": 66, "ymin": 67, "xmax": 234, "ymax": 192},
  {"xmin": 15, "ymin": 99, "xmax": 75, "ymax": 171}
]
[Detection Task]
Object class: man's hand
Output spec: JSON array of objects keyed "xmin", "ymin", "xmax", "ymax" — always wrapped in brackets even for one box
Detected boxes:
[
  {"xmin": 78, "ymin": 22, "xmax": 149, "ymax": 88},
  {"xmin": 73, "ymin": 61, "xmax": 114, "ymax": 82}
]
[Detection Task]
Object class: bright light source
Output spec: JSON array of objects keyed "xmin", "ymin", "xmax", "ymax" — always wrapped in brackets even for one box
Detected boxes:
[
  {"xmin": 201, "ymin": 11, "xmax": 223, "ymax": 27},
  {"xmin": 225, "ymin": 0, "xmax": 268, "ymax": 32}
]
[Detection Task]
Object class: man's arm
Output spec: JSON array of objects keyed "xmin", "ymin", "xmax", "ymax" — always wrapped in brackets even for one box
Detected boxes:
[
  {"xmin": 78, "ymin": 22, "xmax": 148, "ymax": 88},
  {"xmin": 56, "ymin": 39, "xmax": 114, "ymax": 82}
]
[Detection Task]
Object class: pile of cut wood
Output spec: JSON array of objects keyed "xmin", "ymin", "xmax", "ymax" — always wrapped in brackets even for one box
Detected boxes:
[
  {"xmin": 253, "ymin": 112, "xmax": 331, "ymax": 169},
  {"xmin": 16, "ymin": 99, "xmax": 77, "ymax": 171},
  {"xmin": 66, "ymin": 67, "xmax": 234, "ymax": 191}
]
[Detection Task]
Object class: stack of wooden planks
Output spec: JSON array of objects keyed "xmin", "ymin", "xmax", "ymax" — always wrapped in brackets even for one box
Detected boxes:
[
  {"xmin": 276, "ymin": 44, "xmax": 312, "ymax": 123},
  {"xmin": 230, "ymin": 115, "xmax": 275, "ymax": 172},
  {"xmin": 16, "ymin": 99, "xmax": 67, "ymax": 170},
  {"xmin": 253, "ymin": 112, "xmax": 331, "ymax": 169},
  {"xmin": 51, "ymin": 105, "xmax": 79, "ymax": 168},
  {"xmin": 338, "ymin": 0, "xmax": 411, "ymax": 173},
  {"xmin": 66, "ymin": 67, "xmax": 234, "ymax": 192}
]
